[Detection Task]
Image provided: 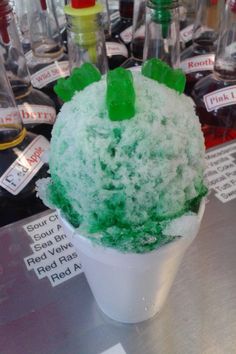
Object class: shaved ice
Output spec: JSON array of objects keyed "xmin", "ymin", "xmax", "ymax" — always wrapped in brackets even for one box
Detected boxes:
[{"xmin": 37, "ymin": 70, "xmax": 207, "ymax": 253}]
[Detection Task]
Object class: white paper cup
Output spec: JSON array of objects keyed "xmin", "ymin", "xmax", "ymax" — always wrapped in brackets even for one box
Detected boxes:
[{"xmin": 58, "ymin": 200, "xmax": 205, "ymax": 323}]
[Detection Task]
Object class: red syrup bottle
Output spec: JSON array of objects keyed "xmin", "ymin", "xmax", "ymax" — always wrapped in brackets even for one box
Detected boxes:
[
  {"xmin": 191, "ymin": 0, "xmax": 236, "ymax": 149},
  {"xmin": 180, "ymin": 0, "xmax": 224, "ymax": 96},
  {"xmin": 0, "ymin": 54, "xmax": 49, "ymax": 227}
]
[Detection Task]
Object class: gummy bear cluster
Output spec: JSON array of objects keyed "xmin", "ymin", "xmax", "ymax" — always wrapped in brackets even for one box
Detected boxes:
[
  {"xmin": 54, "ymin": 62, "xmax": 101, "ymax": 102},
  {"xmin": 38, "ymin": 64, "xmax": 207, "ymax": 253}
]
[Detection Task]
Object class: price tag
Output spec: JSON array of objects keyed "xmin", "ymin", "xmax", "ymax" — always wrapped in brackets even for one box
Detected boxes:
[
  {"xmin": 18, "ymin": 104, "xmax": 56, "ymax": 125},
  {"xmin": 0, "ymin": 135, "xmax": 49, "ymax": 195},
  {"xmin": 31, "ymin": 61, "xmax": 70, "ymax": 89}
]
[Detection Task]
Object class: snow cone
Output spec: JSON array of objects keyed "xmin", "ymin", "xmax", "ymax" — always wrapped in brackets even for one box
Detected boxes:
[{"xmin": 37, "ymin": 60, "xmax": 207, "ymax": 323}]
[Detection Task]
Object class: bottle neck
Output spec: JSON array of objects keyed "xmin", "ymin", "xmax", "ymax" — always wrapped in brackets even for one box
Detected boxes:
[
  {"xmin": 143, "ymin": 1, "xmax": 180, "ymax": 68},
  {"xmin": 0, "ymin": 7, "xmax": 32, "ymax": 99},
  {"xmin": 214, "ymin": 0, "xmax": 236, "ymax": 81},
  {"xmin": 131, "ymin": 0, "xmax": 146, "ymax": 59},
  {"xmin": 0, "ymin": 55, "xmax": 25, "ymax": 149},
  {"xmin": 66, "ymin": 11, "xmax": 108, "ymax": 74},
  {"xmin": 119, "ymin": 0, "xmax": 134, "ymax": 19},
  {"xmin": 28, "ymin": 0, "xmax": 64, "ymax": 60},
  {"xmin": 192, "ymin": 0, "xmax": 224, "ymax": 50}
]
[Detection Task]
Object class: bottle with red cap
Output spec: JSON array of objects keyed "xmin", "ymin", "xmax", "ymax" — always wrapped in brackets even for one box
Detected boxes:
[
  {"xmin": 0, "ymin": 53, "xmax": 49, "ymax": 227},
  {"xmin": 0, "ymin": 0, "xmax": 57, "ymax": 141},
  {"xmin": 191, "ymin": 0, "xmax": 236, "ymax": 149},
  {"xmin": 64, "ymin": 0, "xmax": 108, "ymax": 73},
  {"xmin": 26, "ymin": 0, "xmax": 69, "ymax": 112},
  {"xmin": 180, "ymin": 0, "xmax": 224, "ymax": 96}
]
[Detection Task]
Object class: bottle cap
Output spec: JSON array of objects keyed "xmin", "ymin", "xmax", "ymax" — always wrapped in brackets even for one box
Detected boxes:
[{"xmin": 71, "ymin": 0, "xmax": 96, "ymax": 9}]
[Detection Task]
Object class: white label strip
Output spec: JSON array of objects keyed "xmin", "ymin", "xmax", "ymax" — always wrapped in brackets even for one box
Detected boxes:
[
  {"xmin": 205, "ymin": 142, "xmax": 236, "ymax": 203},
  {"xmin": 0, "ymin": 135, "xmax": 49, "ymax": 195},
  {"xmin": 180, "ymin": 54, "xmax": 215, "ymax": 74},
  {"xmin": 120, "ymin": 26, "xmax": 133, "ymax": 44},
  {"xmin": 106, "ymin": 42, "xmax": 128, "ymax": 58},
  {"xmin": 203, "ymin": 85, "xmax": 236, "ymax": 112},
  {"xmin": 23, "ymin": 211, "xmax": 83, "ymax": 287},
  {"xmin": 100, "ymin": 343, "xmax": 127, "ymax": 354},
  {"xmin": 31, "ymin": 61, "xmax": 70, "ymax": 89},
  {"xmin": 180, "ymin": 24, "xmax": 194, "ymax": 43},
  {"xmin": 0, "ymin": 107, "xmax": 21, "ymax": 125},
  {"xmin": 18, "ymin": 104, "xmax": 56, "ymax": 125}
]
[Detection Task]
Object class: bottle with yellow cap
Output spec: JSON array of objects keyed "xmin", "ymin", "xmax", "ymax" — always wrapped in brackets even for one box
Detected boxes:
[
  {"xmin": 64, "ymin": 0, "xmax": 108, "ymax": 73},
  {"xmin": 0, "ymin": 53, "xmax": 49, "ymax": 227}
]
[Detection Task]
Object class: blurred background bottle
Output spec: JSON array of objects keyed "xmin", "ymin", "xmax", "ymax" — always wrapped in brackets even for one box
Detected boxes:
[
  {"xmin": 143, "ymin": 0, "xmax": 180, "ymax": 68},
  {"xmin": 64, "ymin": 0, "xmax": 108, "ymax": 73},
  {"xmin": 179, "ymin": 0, "xmax": 197, "ymax": 50},
  {"xmin": 192, "ymin": 0, "xmax": 236, "ymax": 149},
  {"xmin": 26, "ymin": 0, "xmax": 69, "ymax": 112},
  {"xmin": 180, "ymin": 0, "xmax": 224, "ymax": 96},
  {"xmin": 105, "ymin": 0, "xmax": 129, "ymax": 69},
  {"xmin": 0, "ymin": 53, "xmax": 49, "ymax": 227},
  {"xmin": 111, "ymin": 0, "xmax": 134, "ymax": 53},
  {"xmin": 0, "ymin": 0, "xmax": 56, "ymax": 140},
  {"xmin": 121, "ymin": 0, "xmax": 146, "ymax": 69}
]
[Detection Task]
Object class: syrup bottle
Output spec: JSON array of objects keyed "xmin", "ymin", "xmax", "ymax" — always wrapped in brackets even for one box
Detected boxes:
[
  {"xmin": 121, "ymin": 0, "xmax": 146, "ymax": 69},
  {"xmin": 64, "ymin": 0, "xmax": 108, "ymax": 74},
  {"xmin": 192, "ymin": 0, "xmax": 236, "ymax": 149},
  {"xmin": 143, "ymin": 0, "xmax": 180, "ymax": 68},
  {"xmin": 111, "ymin": 0, "xmax": 134, "ymax": 52},
  {"xmin": 179, "ymin": 0, "xmax": 197, "ymax": 50},
  {"xmin": 180, "ymin": 0, "xmax": 224, "ymax": 96},
  {"xmin": 105, "ymin": 0, "xmax": 130, "ymax": 69},
  {"xmin": 26, "ymin": 0, "xmax": 69, "ymax": 111},
  {"xmin": 0, "ymin": 54, "xmax": 49, "ymax": 227},
  {"xmin": 0, "ymin": 0, "xmax": 56, "ymax": 141}
]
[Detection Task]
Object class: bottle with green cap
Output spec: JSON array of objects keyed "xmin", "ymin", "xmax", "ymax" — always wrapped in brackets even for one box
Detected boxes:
[
  {"xmin": 64, "ymin": 0, "xmax": 108, "ymax": 74},
  {"xmin": 143, "ymin": 0, "xmax": 180, "ymax": 68}
]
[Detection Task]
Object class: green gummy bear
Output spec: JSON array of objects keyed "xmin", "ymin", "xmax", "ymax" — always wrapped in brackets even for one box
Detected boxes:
[
  {"xmin": 164, "ymin": 68, "xmax": 186, "ymax": 94},
  {"xmin": 106, "ymin": 67, "xmax": 136, "ymax": 121},
  {"xmin": 142, "ymin": 59, "xmax": 186, "ymax": 94},
  {"xmin": 54, "ymin": 63, "xmax": 101, "ymax": 102},
  {"xmin": 71, "ymin": 63, "xmax": 101, "ymax": 91},
  {"xmin": 54, "ymin": 77, "xmax": 75, "ymax": 102}
]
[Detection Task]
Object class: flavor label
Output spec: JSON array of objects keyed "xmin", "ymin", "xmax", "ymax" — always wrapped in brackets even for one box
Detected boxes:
[
  {"xmin": 25, "ymin": 50, "xmax": 33, "ymax": 63},
  {"xmin": 205, "ymin": 141, "xmax": 236, "ymax": 203},
  {"xmin": 23, "ymin": 211, "xmax": 82, "ymax": 287},
  {"xmin": 180, "ymin": 54, "xmax": 215, "ymax": 74},
  {"xmin": 0, "ymin": 135, "xmax": 49, "ymax": 195},
  {"xmin": 203, "ymin": 86, "xmax": 236, "ymax": 112},
  {"xmin": 0, "ymin": 107, "xmax": 21, "ymax": 125},
  {"xmin": 180, "ymin": 24, "xmax": 194, "ymax": 43},
  {"xmin": 31, "ymin": 61, "xmax": 70, "ymax": 89},
  {"xmin": 18, "ymin": 104, "xmax": 56, "ymax": 125},
  {"xmin": 106, "ymin": 42, "xmax": 128, "ymax": 58},
  {"xmin": 110, "ymin": 11, "xmax": 119, "ymax": 22},
  {"xmin": 120, "ymin": 26, "xmax": 133, "ymax": 44}
]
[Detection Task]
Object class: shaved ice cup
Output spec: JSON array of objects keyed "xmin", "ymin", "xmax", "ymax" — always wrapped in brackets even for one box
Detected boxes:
[{"xmin": 58, "ymin": 200, "xmax": 205, "ymax": 323}]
